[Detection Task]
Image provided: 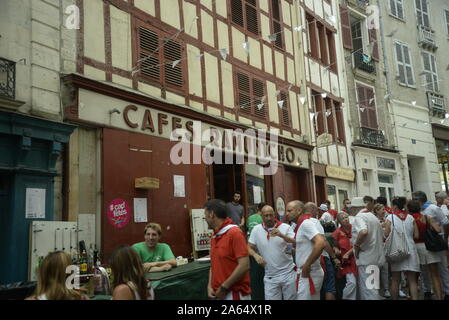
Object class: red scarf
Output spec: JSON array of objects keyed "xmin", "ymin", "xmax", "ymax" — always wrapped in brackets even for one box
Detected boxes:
[
  {"xmin": 393, "ymin": 209, "xmax": 408, "ymax": 221},
  {"xmin": 293, "ymin": 213, "xmax": 313, "ymax": 237},
  {"xmin": 262, "ymin": 220, "xmax": 282, "ymax": 240},
  {"xmin": 384, "ymin": 206, "xmax": 393, "ymax": 214}
]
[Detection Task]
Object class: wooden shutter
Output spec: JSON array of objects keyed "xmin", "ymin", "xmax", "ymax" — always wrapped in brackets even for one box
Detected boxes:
[
  {"xmin": 139, "ymin": 27, "xmax": 160, "ymax": 79},
  {"xmin": 340, "ymin": 5, "xmax": 353, "ymax": 50},
  {"xmin": 335, "ymin": 102, "xmax": 346, "ymax": 143},
  {"xmin": 246, "ymin": 1, "xmax": 259, "ymax": 35},
  {"xmin": 366, "ymin": 88, "xmax": 378, "ymax": 129},
  {"xmin": 271, "ymin": 0, "xmax": 283, "ymax": 48},
  {"xmin": 307, "ymin": 15, "xmax": 318, "ymax": 58},
  {"xmin": 280, "ymin": 92, "xmax": 290, "ymax": 127},
  {"xmin": 314, "ymin": 93, "xmax": 325, "ymax": 135},
  {"xmin": 253, "ymin": 79, "xmax": 266, "ymax": 118},
  {"xmin": 369, "ymin": 29, "xmax": 379, "ymax": 61},
  {"xmin": 237, "ymin": 72, "xmax": 251, "ymax": 114},
  {"xmin": 164, "ymin": 40, "xmax": 183, "ymax": 87},
  {"xmin": 357, "ymin": 85, "xmax": 369, "ymax": 128},
  {"xmin": 325, "ymin": 98, "xmax": 335, "ymax": 139},
  {"xmin": 231, "ymin": 0, "xmax": 244, "ymax": 27}
]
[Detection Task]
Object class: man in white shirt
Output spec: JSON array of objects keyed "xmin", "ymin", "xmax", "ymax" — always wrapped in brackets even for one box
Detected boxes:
[
  {"xmin": 248, "ymin": 205, "xmax": 296, "ymax": 300},
  {"xmin": 352, "ymin": 201, "xmax": 385, "ymax": 300},
  {"xmin": 413, "ymin": 191, "xmax": 449, "ymax": 300},
  {"xmin": 319, "ymin": 204, "xmax": 335, "ymax": 224},
  {"xmin": 272, "ymin": 200, "xmax": 326, "ymax": 300}
]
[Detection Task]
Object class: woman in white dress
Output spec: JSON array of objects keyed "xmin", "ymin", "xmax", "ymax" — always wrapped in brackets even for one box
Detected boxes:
[{"xmin": 384, "ymin": 197, "xmax": 420, "ymax": 300}]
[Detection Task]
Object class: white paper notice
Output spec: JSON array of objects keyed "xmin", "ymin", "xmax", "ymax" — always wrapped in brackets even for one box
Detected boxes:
[
  {"xmin": 134, "ymin": 198, "xmax": 148, "ymax": 223},
  {"xmin": 253, "ymin": 185, "xmax": 261, "ymax": 204},
  {"xmin": 25, "ymin": 188, "xmax": 46, "ymax": 219},
  {"xmin": 174, "ymin": 175, "xmax": 185, "ymax": 197}
]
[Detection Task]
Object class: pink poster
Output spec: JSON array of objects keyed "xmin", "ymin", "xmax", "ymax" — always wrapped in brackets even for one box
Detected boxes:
[{"xmin": 107, "ymin": 198, "xmax": 130, "ymax": 228}]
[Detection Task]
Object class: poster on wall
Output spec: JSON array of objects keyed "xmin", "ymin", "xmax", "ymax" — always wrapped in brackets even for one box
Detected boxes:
[
  {"xmin": 174, "ymin": 175, "xmax": 185, "ymax": 197},
  {"xmin": 25, "ymin": 188, "xmax": 46, "ymax": 219},
  {"xmin": 107, "ymin": 198, "xmax": 130, "ymax": 228},
  {"xmin": 253, "ymin": 185, "xmax": 262, "ymax": 204},
  {"xmin": 190, "ymin": 209, "xmax": 213, "ymax": 252},
  {"xmin": 133, "ymin": 198, "xmax": 148, "ymax": 223}
]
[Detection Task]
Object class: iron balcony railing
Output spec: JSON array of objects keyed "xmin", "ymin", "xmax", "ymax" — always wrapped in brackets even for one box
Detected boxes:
[
  {"xmin": 418, "ymin": 25, "xmax": 437, "ymax": 50},
  {"xmin": 353, "ymin": 51, "xmax": 376, "ymax": 74},
  {"xmin": 0, "ymin": 58, "xmax": 16, "ymax": 100},
  {"xmin": 359, "ymin": 127, "xmax": 387, "ymax": 148},
  {"xmin": 427, "ymin": 91, "xmax": 446, "ymax": 117}
]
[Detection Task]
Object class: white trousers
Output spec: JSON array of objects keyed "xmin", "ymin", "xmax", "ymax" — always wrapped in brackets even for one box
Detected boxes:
[
  {"xmin": 342, "ymin": 273, "xmax": 357, "ymax": 300},
  {"xmin": 264, "ymin": 270, "xmax": 297, "ymax": 300},
  {"xmin": 357, "ymin": 265, "xmax": 381, "ymax": 300},
  {"xmin": 296, "ymin": 266, "xmax": 324, "ymax": 300},
  {"xmin": 224, "ymin": 291, "xmax": 251, "ymax": 300}
]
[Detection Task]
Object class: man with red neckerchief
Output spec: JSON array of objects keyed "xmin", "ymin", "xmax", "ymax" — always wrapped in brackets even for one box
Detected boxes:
[
  {"xmin": 272, "ymin": 200, "xmax": 326, "ymax": 300},
  {"xmin": 248, "ymin": 205, "xmax": 296, "ymax": 300},
  {"xmin": 204, "ymin": 199, "xmax": 251, "ymax": 300}
]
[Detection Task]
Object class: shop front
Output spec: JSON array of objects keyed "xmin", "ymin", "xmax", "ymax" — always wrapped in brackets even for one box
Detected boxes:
[
  {"xmin": 325, "ymin": 165, "xmax": 355, "ymax": 212},
  {"xmin": 0, "ymin": 111, "xmax": 75, "ymax": 284},
  {"xmin": 433, "ymin": 124, "xmax": 449, "ymax": 193},
  {"xmin": 63, "ymin": 74, "xmax": 314, "ymax": 261}
]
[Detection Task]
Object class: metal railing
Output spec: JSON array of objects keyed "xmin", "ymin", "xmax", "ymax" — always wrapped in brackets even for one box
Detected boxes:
[
  {"xmin": 353, "ymin": 51, "xmax": 376, "ymax": 74},
  {"xmin": 427, "ymin": 91, "xmax": 446, "ymax": 117},
  {"xmin": 0, "ymin": 58, "xmax": 16, "ymax": 100},
  {"xmin": 359, "ymin": 127, "xmax": 387, "ymax": 148},
  {"xmin": 418, "ymin": 25, "xmax": 437, "ymax": 50}
]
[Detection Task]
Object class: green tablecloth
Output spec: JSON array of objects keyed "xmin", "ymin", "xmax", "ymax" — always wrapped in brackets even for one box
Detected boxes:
[{"xmin": 93, "ymin": 262, "xmax": 210, "ymax": 300}]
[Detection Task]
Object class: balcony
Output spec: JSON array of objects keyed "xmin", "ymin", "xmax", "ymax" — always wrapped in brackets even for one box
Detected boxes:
[
  {"xmin": 359, "ymin": 127, "xmax": 387, "ymax": 148},
  {"xmin": 427, "ymin": 91, "xmax": 446, "ymax": 117},
  {"xmin": 418, "ymin": 25, "xmax": 437, "ymax": 51},
  {"xmin": 0, "ymin": 58, "xmax": 16, "ymax": 100},
  {"xmin": 353, "ymin": 51, "xmax": 376, "ymax": 75}
]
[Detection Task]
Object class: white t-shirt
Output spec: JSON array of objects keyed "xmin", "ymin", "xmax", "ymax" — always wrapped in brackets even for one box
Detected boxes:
[
  {"xmin": 320, "ymin": 211, "xmax": 335, "ymax": 223},
  {"xmin": 295, "ymin": 219, "xmax": 322, "ymax": 269},
  {"xmin": 249, "ymin": 223, "xmax": 295, "ymax": 277},
  {"xmin": 353, "ymin": 212, "xmax": 386, "ymax": 266},
  {"xmin": 309, "ymin": 218, "xmax": 329, "ymax": 258}
]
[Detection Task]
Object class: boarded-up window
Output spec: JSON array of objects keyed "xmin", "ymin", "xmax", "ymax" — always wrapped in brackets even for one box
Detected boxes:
[
  {"xmin": 231, "ymin": 0, "xmax": 259, "ymax": 35},
  {"xmin": 235, "ymin": 71, "xmax": 266, "ymax": 118},
  {"xmin": 138, "ymin": 26, "xmax": 184, "ymax": 89},
  {"xmin": 340, "ymin": 5, "xmax": 353, "ymax": 50},
  {"xmin": 356, "ymin": 84, "xmax": 378, "ymax": 129}
]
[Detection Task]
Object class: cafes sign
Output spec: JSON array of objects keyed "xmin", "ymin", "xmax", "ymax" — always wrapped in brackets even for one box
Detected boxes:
[{"xmin": 326, "ymin": 165, "xmax": 355, "ymax": 182}]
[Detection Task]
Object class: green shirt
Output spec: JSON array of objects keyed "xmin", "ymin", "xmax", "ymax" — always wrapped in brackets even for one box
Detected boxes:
[
  {"xmin": 132, "ymin": 242, "xmax": 175, "ymax": 263},
  {"xmin": 247, "ymin": 214, "xmax": 263, "ymax": 235}
]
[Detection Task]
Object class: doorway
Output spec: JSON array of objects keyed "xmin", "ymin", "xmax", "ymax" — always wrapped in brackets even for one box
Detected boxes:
[{"xmin": 212, "ymin": 163, "xmax": 243, "ymax": 203}]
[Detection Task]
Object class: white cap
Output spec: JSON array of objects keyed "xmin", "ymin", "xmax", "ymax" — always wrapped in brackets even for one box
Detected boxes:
[
  {"xmin": 319, "ymin": 204, "xmax": 328, "ymax": 211},
  {"xmin": 350, "ymin": 197, "xmax": 365, "ymax": 208}
]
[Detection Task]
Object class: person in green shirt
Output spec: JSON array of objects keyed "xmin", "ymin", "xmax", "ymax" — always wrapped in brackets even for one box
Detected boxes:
[
  {"xmin": 247, "ymin": 202, "xmax": 265, "ymax": 236},
  {"xmin": 132, "ymin": 222, "xmax": 177, "ymax": 273}
]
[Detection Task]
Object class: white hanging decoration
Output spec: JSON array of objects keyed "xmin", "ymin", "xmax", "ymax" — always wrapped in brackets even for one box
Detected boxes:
[
  {"xmin": 299, "ymin": 97, "xmax": 306, "ymax": 105},
  {"xmin": 287, "ymin": 84, "xmax": 293, "ymax": 91},
  {"xmin": 172, "ymin": 59, "xmax": 181, "ymax": 68},
  {"xmin": 242, "ymin": 42, "xmax": 250, "ymax": 55},
  {"xmin": 321, "ymin": 93, "xmax": 327, "ymax": 99},
  {"xmin": 309, "ymin": 112, "xmax": 316, "ymax": 120},
  {"xmin": 412, "ymin": 101, "xmax": 417, "ymax": 106},
  {"xmin": 196, "ymin": 53, "xmax": 204, "ymax": 60},
  {"xmin": 445, "ymin": 113, "xmax": 449, "ymax": 119},
  {"xmin": 277, "ymin": 100, "xmax": 285, "ymax": 108},
  {"xmin": 441, "ymin": 119, "xmax": 446, "ymax": 124},
  {"xmin": 268, "ymin": 33, "xmax": 278, "ymax": 42},
  {"xmin": 325, "ymin": 111, "xmax": 332, "ymax": 117},
  {"xmin": 294, "ymin": 26, "xmax": 305, "ymax": 32},
  {"xmin": 257, "ymin": 103, "xmax": 264, "ymax": 110},
  {"xmin": 219, "ymin": 48, "xmax": 228, "ymax": 60},
  {"xmin": 360, "ymin": 107, "xmax": 366, "ymax": 112},
  {"xmin": 369, "ymin": 98, "xmax": 374, "ymax": 104}
]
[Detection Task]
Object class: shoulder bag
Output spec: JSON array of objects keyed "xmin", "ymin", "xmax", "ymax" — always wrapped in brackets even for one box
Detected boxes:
[
  {"xmin": 384, "ymin": 215, "xmax": 410, "ymax": 263},
  {"xmin": 424, "ymin": 216, "xmax": 448, "ymax": 252}
]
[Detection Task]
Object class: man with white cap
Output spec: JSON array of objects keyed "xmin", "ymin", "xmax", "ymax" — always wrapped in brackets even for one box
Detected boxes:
[
  {"xmin": 351, "ymin": 196, "xmax": 385, "ymax": 300},
  {"xmin": 319, "ymin": 204, "xmax": 335, "ymax": 225}
]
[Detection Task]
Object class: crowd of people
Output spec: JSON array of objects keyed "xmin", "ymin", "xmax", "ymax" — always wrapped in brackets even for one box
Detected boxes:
[{"xmin": 27, "ymin": 190, "xmax": 449, "ymax": 301}]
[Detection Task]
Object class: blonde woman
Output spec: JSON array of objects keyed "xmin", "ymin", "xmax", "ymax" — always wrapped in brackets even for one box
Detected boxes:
[
  {"xmin": 109, "ymin": 245, "xmax": 154, "ymax": 300},
  {"xmin": 26, "ymin": 251, "xmax": 86, "ymax": 300}
]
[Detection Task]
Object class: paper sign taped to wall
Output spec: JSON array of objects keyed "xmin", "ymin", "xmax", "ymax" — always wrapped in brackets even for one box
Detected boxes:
[
  {"xmin": 25, "ymin": 188, "xmax": 46, "ymax": 219},
  {"xmin": 134, "ymin": 198, "xmax": 148, "ymax": 223},
  {"xmin": 174, "ymin": 175, "xmax": 185, "ymax": 197},
  {"xmin": 253, "ymin": 185, "xmax": 262, "ymax": 204}
]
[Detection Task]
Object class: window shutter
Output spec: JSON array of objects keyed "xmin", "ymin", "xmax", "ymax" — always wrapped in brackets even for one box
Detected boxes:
[
  {"xmin": 246, "ymin": 3, "xmax": 259, "ymax": 35},
  {"xmin": 395, "ymin": 43, "xmax": 406, "ymax": 85},
  {"xmin": 446, "ymin": 10, "xmax": 449, "ymax": 35},
  {"xmin": 403, "ymin": 45, "xmax": 415, "ymax": 86},
  {"xmin": 314, "ymin": 94, "xmax": 325, "ymax": 135},
  {"xmin": 340, "ymin": 5, "xmax": 353, "ymax": 50},
  {"xmin": 280, "ymin": 92, "xmax": 290, "ymax": 127},
  {"xmin": 397, "ymin": 0, "xmax": 404, "ymax": 20},
  {"xmin": 231, "ymin": 0, "xmax": 244, "ymax": 27},
  {"xmin": 253, "ymin": 79, "xmax": 266, "ymax": 118},
  {"xmin": 357, "ymin": 85, "xmax": 369, "ymax": 128},
  {"xmin": 237, "ymin": 72, "xmax": 251, "ymax": 114},
  {"xmin": 139, "ymin": 27, "xmax": 160, "ymax": 79},
  {"xmin": 325, "ymin": 98, "xmax": 335, "ymax": 139},
  {"xmin": 390, "ymin": 0, "xmax": 397, "ymax": 17},
  {"xmin": 369, "ymin": 29, "xmax": 379, "ymax": 61},
  {"xmin": 164, "ymin": 40, "xmax": 183, "ymax": 87},
  {"xmin": 366, "ymin": 88, "xmax": 378, "ymax": 129},
  {"xmin": 335, "ymin": 103, "xmax": 346, "ymax": 143}
]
